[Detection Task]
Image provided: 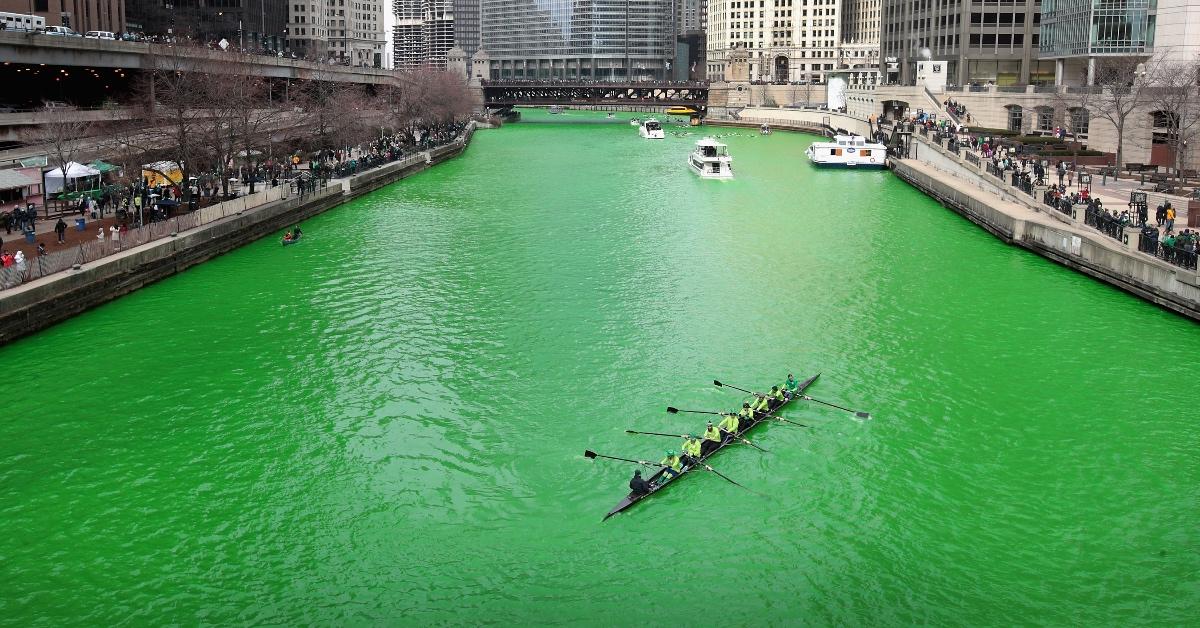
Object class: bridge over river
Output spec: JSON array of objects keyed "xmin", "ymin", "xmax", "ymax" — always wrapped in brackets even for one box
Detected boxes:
[{"xmin": 480, "ymin": 80, "xmax": 709, "ymax": 111}]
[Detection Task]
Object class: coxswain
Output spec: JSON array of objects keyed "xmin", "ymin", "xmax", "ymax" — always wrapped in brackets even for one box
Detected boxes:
[
  {"xmin": 629, "ymin": 470, "xmax": 651, "ymax": 496},
  {"xmin": 681, "ymin": 434, "xmax": 703, "ymax": 464},
  {"xmin": 717, "ymin": 412, "xmax": 741, "ymax": 440},
  {"xmin": 737, "ymin": 402, "xmax": 755, "ymax": 430},
  {"xmin": 658, "ymin": 450, "xmax": 683, "ymax": 484},
  {"xmin": 700, "ymin": 421, "xmax": 723, "ymax": 456},
  {"xmin": 785, "ymin": 373, "xmax": 799, "ymax": 394}
]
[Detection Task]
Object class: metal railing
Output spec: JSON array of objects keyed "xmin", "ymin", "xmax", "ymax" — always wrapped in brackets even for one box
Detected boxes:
[
  {"xmin": 1085, "ymin": 205, "xmax": 1126, "ymax": 242},
  {"xmin": 1140, "ymin": 238, "xmax": 1199, "ymax": 271},
  {"xmin": 964, "ymin": 151, "xmax": 981, "ymax": 167}
]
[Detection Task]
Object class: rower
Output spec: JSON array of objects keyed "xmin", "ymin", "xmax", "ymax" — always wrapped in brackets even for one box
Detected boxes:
[
  {"xmin": 700, "ymin": 421, "xmax": 723, "ymax": 456},
  {"xmin": 292, "ymin": 226, "xmax": 302, "ymax": 239},
  {"xmin": 717, "ymin": 412, "xmax": 740, "ymax": 440},
  {"xmin": 681, "ymin": 434, "xmax": 703, "ymax": 464},
  {"xmin": 737, "ymin": 402, "xmax": 755, "ymax": 430},
  {"xmin": 629, "ymin": 470, "xmax": 651, "ymax": 496},
  {"xmin": 657, "ymin": 450, "xmax": 683, "ymax": 484},
  {"xmin": 752, "ymin": 391, "xmax": 771, "ymax": 413}
]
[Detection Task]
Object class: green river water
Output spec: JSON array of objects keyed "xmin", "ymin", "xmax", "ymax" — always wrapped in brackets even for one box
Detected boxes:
[{"xmin": 2, "ymin": 109, "xmax": 1198, "ymax": 626}]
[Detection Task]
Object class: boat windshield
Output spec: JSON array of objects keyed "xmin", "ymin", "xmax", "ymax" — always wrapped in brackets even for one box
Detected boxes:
[{"xmin": 645, "ymin": 121, "xmax": 661, "ymax": 131}]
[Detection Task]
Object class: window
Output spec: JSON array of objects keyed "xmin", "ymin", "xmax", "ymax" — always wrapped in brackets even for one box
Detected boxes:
[
  {"xmin": 1036, "ymin": 107, "xmax": 1054, "ymax": 132},
  {"xmin": 1069, "ymin": 108, "xmax": 1090, "ymax": 137},
  {"xmin": 1007, "ymin": 106, "xmax": 1023, "ymax": 133}
]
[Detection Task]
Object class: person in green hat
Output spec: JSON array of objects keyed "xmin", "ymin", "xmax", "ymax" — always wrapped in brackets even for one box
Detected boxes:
[{"xmin": 658, "ymin": 450, "xmax": 683, "ymax": 485}]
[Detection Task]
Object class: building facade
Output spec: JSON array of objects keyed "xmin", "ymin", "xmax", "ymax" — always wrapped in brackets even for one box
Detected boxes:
[
  {"xmin": 0, "ymin": 0, "xmax": 123, "ymax": 33},
  {"xmin": 879, "ymin": 0, "xmax": 1051, "ymax": 87},
  {"xmin": 1040, "ymin": 0, "xmax": 1200, "ymax": 85},
  {"xmin": 478, "ymin": 0, "xmax": 675, "ymax": 80},
  {"xmin": 839, "ymin": 0, "xmax": 880, "ymax": 86},
  {"xmin": 124, "ymin": 0, "xmax": 287, "ymax": 49},
  {"xmin": 392, "ymin": 0, "xmax": 470, "ymax": 69},
  {"xmin": 706, "ymin": 0, "xmax": 870, "ymax": 87},
  {"xmin": 289, "ymin": 0, "xmax": 386, "ymax": 66}
]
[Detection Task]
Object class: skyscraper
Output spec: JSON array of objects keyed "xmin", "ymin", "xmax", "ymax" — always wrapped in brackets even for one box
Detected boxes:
[
  {"xmin": 879, "ymin": 0, "xmax": 1050, "ymax": 86},
  {"xmin": 289, "ymin": 0, "xmax": 387, "ymax": 66},
  {"xmin": 392, "ymin": 0, "xmax": 478, "ymax": 69},
  {"xmin": 478, "ymin": 0, "xmax": 676, "ymax": 80}
]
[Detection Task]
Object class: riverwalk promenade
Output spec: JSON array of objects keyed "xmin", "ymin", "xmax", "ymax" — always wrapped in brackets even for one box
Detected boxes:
[
  {"xmin": 719, "ymin": 109, "xmax": 1200, "ymax": 321},
  {"xmin": 0, "ymin": 123, "xmax": 478, "ymax": 343}
]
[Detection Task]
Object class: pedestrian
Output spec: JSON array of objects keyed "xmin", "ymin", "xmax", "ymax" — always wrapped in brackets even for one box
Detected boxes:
[
  {"xmin": 1066, "ymin": 169, "xmax": 1074, "ymax": 188},
  {"xmin": 97, "ymin": 227, "xmax": 105, "ymax": 242},
  {"xmin": 109, "ymin": 224, "xmax": 120, "ymax": 246},
  {"xmin": 36, "ymin": 241, "xmax": 46, "ymax": 256},
  {"xmin": 54, "ymin": 218, "xmax": 67, "ymax": 244},
  {"xmin": 1165, "ymin": 204, "xmax": 1176, "ymax": 232}
]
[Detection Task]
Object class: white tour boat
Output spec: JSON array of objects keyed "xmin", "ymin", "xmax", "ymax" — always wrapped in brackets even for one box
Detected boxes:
[
  {"xmin": 688, "ymin": 137, "xmax": 734, "ymax": 179},
  {"xmin": 638, "ymin": 118, "xmax": 665, "ymax": 139},
  {"xmin": 804, "ymin": 134, "xmax": 887, "ymax": 168},
  {"xmin": 630, "ymin": 117, "xmax": 641, "ymax": 126}
]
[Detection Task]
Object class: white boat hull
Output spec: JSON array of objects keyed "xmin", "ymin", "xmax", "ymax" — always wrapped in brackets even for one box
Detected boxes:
[
  {"xmin": 639, "ymin": 128, "xmax": 665, "ymax": 140},
  {"xmin": 689, "ymin": 156, "xmax": 733, "ymax": 179}
]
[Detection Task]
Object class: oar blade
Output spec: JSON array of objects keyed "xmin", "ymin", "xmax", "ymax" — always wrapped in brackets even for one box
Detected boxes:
[
  {"xmin": 856, "ymin": 411, "xmax": 872, "ymax": 420},
  {"xmin": 584, "ymin": 450, "xmax": 597, "ymax": 459},
  {"xmin": 666, "ymin": 406, "xmax": 679, "ymax": 414},
  {"xmin": 713, "ymin": 380, "xmax": 724, "ymax": 387}
]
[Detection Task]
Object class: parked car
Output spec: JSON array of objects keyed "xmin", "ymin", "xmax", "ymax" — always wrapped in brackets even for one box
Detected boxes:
[
  {"xmin": 41, "ymin": 25, "xmax": 80, "ymax": 36},
  {"xmin": 84, "ymin": 30, "xmax": 115, "ymax": 40},
  {"xmin": 42, "ymin": 100, "xmax": 71, "ymax": 110}
]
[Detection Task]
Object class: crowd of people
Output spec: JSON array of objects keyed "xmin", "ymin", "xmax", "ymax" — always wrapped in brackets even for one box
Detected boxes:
[
  {"xmin": 942, "ymin": 99, "xmax": 971, "ymax": 122},
  {"xmin": 627, "ymin": 374, "xmax": 803, "ymax": 496}
]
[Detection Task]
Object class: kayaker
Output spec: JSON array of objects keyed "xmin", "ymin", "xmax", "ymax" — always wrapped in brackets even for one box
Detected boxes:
[
  {"xmin": 717, "ymin": 412, "xmax": 741, "ymax": 440},
  {"xmin": 629, "ymin": 470, "xmax": 651, "ymax": 496},
  {"xmin": 681, "ymin": 434, "xmax": 703, "ymax": 464},
  {"xmin": 700, "ymin": 421, "xmax": 723, "ymax": 456},
  {"xmin": 658, "ymin": 450, "xmax": 682, "ymax": 484}
]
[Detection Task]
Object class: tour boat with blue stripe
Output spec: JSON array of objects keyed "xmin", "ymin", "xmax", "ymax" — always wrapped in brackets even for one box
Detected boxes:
[{"xmin": 805, "ymin": 134, "xmax": 887, "ymax": 168}]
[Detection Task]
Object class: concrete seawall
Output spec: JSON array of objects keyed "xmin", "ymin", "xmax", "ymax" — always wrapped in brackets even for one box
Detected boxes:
[
  {"xmin": 890, "ymin": 158, "xmax": 1200, "ymax": 321},
  {"xmin": 0, "ymin": 130, "xmax": 475, "ymax": 344}
]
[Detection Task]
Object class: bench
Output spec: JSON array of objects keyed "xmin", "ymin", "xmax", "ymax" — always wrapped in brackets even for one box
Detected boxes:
[{"xmin": 1124, "ymin": 163, "xmax": 1156, "ymax": 174}]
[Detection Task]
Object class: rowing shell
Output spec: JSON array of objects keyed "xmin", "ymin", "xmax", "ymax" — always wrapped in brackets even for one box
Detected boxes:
[{"xmin": 602, "ymin": 372, "xmax": 820, "ymax": 521}]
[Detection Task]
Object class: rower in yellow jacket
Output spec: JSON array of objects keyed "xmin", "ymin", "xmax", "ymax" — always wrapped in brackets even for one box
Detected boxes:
[
  {"xmin": 717, "ymin": 412, "xmax": 741, "ymax": 439},
  {"xmin": 681, "ymin": 435, "xmax": 703, "ymax": 464},
  {"xmin": 657, "ymin": 450, "xmax": 683, "ymax": 485},
  {"xmin": 700, "ymin": 421, "xmax": 723, "ymax": 456}
]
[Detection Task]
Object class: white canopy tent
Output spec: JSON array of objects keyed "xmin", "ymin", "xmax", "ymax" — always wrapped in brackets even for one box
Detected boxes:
[{"xmin": 43, "ymin": 162, "xmax": 101, "ymax": 195}]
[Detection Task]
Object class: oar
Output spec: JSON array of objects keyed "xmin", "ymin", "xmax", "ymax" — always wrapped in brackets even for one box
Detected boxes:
[
  {"xmin": 797, "ymin": 395, "xmax": 872, "ymax": 420},
  {"xmin": 713, "ymin": 380, "xmax": 759, "ymax": 396},
  {"xmin": 670, "ymin": 405, "xmax": 809, "ymax": 429},
  {"xmin": 583, "ymin": 450, "xmax": 662, "ymax": 469},
  {"xmin": 666, "ymin": 406, "xmax": 721, "ymax": 416},
  {"xmin": 695, "ymin": 462, "xmax": 765, "ymax": 497},
  {"xmin": 626, "ymin": 429, "xmax": 769, "ymax": 453}
]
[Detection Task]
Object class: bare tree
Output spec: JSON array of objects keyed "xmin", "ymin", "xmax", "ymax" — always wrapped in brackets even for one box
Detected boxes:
[
  {"xmin": 1088, "ymin": 57, "xmax": 1151, "ymax": 180},
  {"xmin": 25, "ymin": 106, "xmax": 94, "ymax": 199},
  {"xmin": 1145, "ymin": 56, "xmax": 1200, "ymax": 182}
]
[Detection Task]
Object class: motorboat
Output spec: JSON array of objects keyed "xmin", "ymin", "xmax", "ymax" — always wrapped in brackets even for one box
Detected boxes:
[
  {"xmin": 548, "ymin": 105, "xmax": 564, "ymax": 114},
  {"xmin": 638, "ymin": 118, "xmax": 665, "ymax": 140},
  {"xmin": 760, "ymin": 123, "xmax": 772, "ymax": 135},
  {"xmin": 804, "ymin": 134, "xmax": 887, "ymax": 167},
  {"xmin": 630, "ymin": 117, "xmax": 641, "ymax": 126},
  {"xmin": 688, "ymin": 137, "xmax": 734, "ymax": 179}
]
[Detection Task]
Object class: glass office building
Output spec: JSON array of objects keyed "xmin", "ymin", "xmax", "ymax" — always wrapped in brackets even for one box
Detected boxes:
[
  {"xmin": 1040, "ymin": 0, "xmax": 1155, "ymax": 57},
  {"xmin": 479, "ymin": 0, "xmax": 676, "ymax": 80}
]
